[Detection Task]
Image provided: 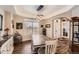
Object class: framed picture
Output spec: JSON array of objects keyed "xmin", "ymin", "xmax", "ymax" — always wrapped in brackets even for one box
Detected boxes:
[
  {"xmin": 45, "ymin": 24, "xmax": 50, "ymax": 28},
  {"xmin": 16, "ymin": 23, "xmax": 23, "ymax": 29},
  {"xmin": 0, "ymin": 15, "xmax": 3, "ymax": 30}
]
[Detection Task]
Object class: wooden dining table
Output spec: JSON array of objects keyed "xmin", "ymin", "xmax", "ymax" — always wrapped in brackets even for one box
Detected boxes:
[{"xmin": 32, "ymin": 34, "xmax": 71, "ymax": 54}]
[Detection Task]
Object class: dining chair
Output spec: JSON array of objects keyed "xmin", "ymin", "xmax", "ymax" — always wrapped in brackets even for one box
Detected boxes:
[{"xmin": 45, "ymin": 39, "xmax": 58, "ymax": 54}]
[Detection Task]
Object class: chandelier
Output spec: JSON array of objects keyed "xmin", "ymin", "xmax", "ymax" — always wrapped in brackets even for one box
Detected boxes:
[{"xmin": 36, "ymin": 14, "xmax": 44, "ymax": 20}]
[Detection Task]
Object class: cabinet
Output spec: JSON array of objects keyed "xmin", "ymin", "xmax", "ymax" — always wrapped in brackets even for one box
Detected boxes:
[
  {"xmin": 72, "ymin": 17, "xmax": 79, "ymax": 44},
  {"xmin": 54, "ymin": 17, "xmax": 70, "ymax": 38},
  {"xmin": 13, "ymin": 32, "xmax": 22, "ymax": 45},
  {"xmin": 54, "ymin": 19, "xmax": 61, "ymax": 38},
  {"xmin": 0, "ymin": 37, "xmax": 14, "ymax": 54}
]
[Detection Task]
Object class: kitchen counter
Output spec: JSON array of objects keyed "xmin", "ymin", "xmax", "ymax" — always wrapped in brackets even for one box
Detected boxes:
[
  {"xmin": 0, "ymin": 35, "xmax": 12, "ymax": 47},
  {"xmin": 0, "ymin": 35, "xmax": 14, "ymax": 54}
]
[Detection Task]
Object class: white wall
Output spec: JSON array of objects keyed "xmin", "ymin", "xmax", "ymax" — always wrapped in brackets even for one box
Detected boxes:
[
  {"xmin": 0, "ymin": 8, "xmax": 14, "ymax": 42},
  {"xmin": 4, "ymin": 11, "xmax": 13, "ymax": 35},
  {"xmin": 13, "ymin": 16, "xmax": 31, "ymax": 41},
  {"xmin": 72, "ymin": 6, "xmax": 79, "ymax": 17},
  {"xmin": 44, "ymin": 19, "xmax": 53, "ymax": 38},
  {"xmin": 40, "ymin": 10, "xmax": 72, "ymax": 39}
]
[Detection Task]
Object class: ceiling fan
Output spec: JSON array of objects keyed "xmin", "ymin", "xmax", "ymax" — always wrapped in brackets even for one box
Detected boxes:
[{"xmin": 37, "ymin": 5, "xmax": 44, "ymax": 11}]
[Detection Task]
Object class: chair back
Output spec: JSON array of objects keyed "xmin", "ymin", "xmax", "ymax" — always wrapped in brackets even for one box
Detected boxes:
[{"xmin": 45, "ymin": 39, "xmax": 58, "ymax": 54}]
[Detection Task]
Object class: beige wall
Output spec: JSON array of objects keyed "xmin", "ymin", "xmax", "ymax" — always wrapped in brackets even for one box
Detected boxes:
[
  {"xmin": 40, "ymin": 10, "xmax": 72, "ymax": 39},
  {"xmin": 4, "ymin": 11, "xmax": 13, "ymax": 35},
  {"xmin": 72, "ymin": 6, "xmax": 79, "ymax": 17},
  {"xmin": 13, "ymin": 16, "xmax": 31, "ymax": 41},
  {"xmin": 0, "ymin": 8, "xmax": 13, "ymax": 36}
]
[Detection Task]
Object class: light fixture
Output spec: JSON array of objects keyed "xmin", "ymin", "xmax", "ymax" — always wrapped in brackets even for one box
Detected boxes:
[{"xmin": 36, "ymin": 14, "xmax": 44, "ymax": 20}]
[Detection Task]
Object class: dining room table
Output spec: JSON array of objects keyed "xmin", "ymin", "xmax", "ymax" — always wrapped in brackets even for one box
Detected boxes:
[{"xmin": 32, "ymin": 34, "xmax": 71, "ymax": 54}]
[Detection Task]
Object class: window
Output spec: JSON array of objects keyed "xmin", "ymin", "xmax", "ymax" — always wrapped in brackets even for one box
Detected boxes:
[
  {"xmin": 0, "ymin": 15, "xmax": 3, "ymax": 30},
  {"xmin": 23, "ymin": 19, "xmax": 39, "ymax": 35}
]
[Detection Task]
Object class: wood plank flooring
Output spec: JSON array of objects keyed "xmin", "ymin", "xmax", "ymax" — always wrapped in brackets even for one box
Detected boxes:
[
  {"xmin": 12, "ymin": 40, "xmax": 79, "ymax": 54},
  {"xmin": 71, "ymin": 44, "xmax": 79, "ymax": 54},
  {"xmin": 13, "ymin": 40, "xmax": 32, "ymax": 54}
]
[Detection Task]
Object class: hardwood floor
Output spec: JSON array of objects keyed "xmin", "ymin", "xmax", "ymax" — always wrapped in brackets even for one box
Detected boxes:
[
  {"xmin": 12, "ymin": 39, "xmax": 79, "ymax": 54},
  {"xmin": 71, "ymin": 44, "xmax": 79, "ymax": 54},
  {"xmin": 13, "ymin": 40, "xmax": 32, "ymax": 54}
]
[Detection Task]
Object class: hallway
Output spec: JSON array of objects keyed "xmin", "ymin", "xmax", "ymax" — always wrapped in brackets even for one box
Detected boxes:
[{"xmin": 13, "ymin": 41, "xmax": 32, "ymax": 54}]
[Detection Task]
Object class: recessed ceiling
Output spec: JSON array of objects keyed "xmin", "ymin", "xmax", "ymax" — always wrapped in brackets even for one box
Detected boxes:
[
  {"xmin": 14, "ymin": 5, "xmax": 74, "ymax": 19},
  {"xmin": 0, "ymin": 5, "xmax": 74, "ymax": 19}
]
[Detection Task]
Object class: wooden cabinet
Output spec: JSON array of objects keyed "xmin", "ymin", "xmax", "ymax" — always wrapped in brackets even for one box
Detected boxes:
[
  {"xmin": 72, "ymin": 17, "xmax": 79, "ymax": 44},
  {"xmin": 13, "ymin": 32, "xmax": 22, "ymax": 45},
  {"xmin": 0, "ymin": 37, "xmax": 14, "ymax": 54}
]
